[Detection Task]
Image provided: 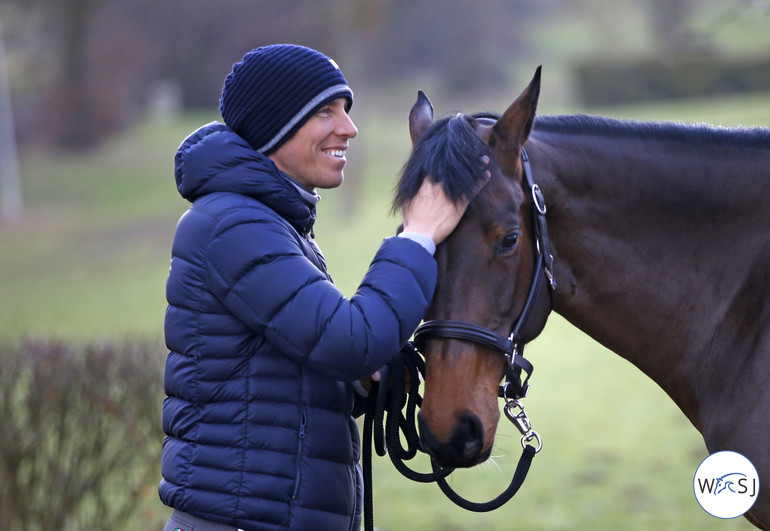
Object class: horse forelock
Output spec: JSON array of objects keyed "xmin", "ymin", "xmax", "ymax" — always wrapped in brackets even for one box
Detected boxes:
[{"xmin": 392, "ymin": 113, "xmax": 494, "ymax": 214}]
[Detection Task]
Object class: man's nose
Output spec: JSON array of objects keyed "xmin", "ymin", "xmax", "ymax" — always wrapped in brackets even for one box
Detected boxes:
[{"xmin": 338, "ymin": 113, "xmax": 358, "ymax": 138}]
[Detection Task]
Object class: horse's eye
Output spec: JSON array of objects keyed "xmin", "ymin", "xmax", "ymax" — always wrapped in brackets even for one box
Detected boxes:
[{"xmin": 498, "ymin": 232, "xmax": 519, "ymax": 253}]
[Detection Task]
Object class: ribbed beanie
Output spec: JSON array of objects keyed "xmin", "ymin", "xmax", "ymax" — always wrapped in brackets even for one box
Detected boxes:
[{"xmin": 219, "ymin": 44, "xmax": 353, "ymax": 155}]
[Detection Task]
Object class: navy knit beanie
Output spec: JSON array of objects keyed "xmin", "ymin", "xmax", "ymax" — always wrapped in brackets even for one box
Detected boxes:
[{"xmin": 219, "ymin": 44, "xmax": 353, "ymax": 154}]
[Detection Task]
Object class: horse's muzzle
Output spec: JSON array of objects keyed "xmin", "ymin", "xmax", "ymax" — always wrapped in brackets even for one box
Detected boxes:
[{"xmin": 418, "ymin": 411, "xmax": 492, "ymax": 468}]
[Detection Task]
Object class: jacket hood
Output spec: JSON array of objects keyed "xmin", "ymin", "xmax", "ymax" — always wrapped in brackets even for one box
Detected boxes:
[{"xmin": 174, "ymin": 121, "xmax": 318, "ymax": 235}]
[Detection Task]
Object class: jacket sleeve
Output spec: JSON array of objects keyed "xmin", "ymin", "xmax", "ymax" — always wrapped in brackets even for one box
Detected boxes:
[{"xmin": 206, "ymin": 208, "xmax": 437, "ymax": 381}]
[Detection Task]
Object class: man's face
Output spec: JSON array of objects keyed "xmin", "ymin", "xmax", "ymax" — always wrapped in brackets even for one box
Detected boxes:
[{"xmin": 268, "ymin": 98, "xmax": 358, "ymax": 189}]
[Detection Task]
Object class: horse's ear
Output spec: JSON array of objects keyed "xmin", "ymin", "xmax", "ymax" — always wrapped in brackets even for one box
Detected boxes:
[
  {"xmin": 409, "ymin": 90, "xmax": 434, "ymax": 146},
  {"xmin": 492, "ymin": 66, "xmax": 541, "ymax": 151}
]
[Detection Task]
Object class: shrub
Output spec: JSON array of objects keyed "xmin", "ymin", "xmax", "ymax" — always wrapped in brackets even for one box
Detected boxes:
[
  {"xmin": 0, "ymin": 338, "xmax": 166, "ymax": 530},
  {"xmin": 573, "ymin": 54, "xmax": 770, "ymax": 106}
]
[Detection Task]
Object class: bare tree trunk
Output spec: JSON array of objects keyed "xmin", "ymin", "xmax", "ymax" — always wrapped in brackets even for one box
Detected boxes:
[
  {"xmin": 57, "ymin": 0, "xmax": 97, "ymax": 148},
  {"xmin": 646, "ymin": 0, "xmax": 691, "ymax": 57},
  {"xmin": 0, "ymin": 12, "xmax": 22, "ymax": 224}
]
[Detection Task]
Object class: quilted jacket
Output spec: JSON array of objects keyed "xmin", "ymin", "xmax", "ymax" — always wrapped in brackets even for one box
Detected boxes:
[{"xmin": 159, "ymin": 122, "xmax": 437, "ymax": 530}]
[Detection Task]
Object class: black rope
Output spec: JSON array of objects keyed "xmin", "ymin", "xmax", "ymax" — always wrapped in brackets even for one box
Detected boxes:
[
  {"xmin": 433, "ymin": 445, "xmax": 536, "ymax": 512},
  {"xmin": 362, "ymin": 344, "xmax": 537, "ymax": 531}
]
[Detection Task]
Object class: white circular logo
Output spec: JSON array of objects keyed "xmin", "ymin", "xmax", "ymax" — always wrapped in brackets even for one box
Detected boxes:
[{"xmin": 693, "ymin": 451, "xmax": 759, "ymax": 519}]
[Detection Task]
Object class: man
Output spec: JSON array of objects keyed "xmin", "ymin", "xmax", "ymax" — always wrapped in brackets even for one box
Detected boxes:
[{"xmin": 160, "ymin": 44, "xmax": 485, "ymax": 531}]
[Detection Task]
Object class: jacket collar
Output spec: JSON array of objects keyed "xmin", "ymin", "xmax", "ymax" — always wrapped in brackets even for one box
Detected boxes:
[{"xmin": 175, "ymin": 122, "xmax": 318, "ymax": 236}]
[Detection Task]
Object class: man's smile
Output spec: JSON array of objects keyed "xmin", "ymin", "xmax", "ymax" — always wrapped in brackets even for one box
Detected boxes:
[{"xmin": 322, "ymin": 148, "xmax": 347, "ymax": 159}]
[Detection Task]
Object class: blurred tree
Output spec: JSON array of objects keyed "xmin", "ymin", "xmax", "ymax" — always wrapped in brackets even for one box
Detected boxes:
[
  {"xmin": 57, "ymin": 0, "xmax": 99, "ymax": 148},
  {"xmin": 645, "ymin": 0, "xmax": 693, "ymax": 57},
  {"xmin": 0, "ymin": 12, "xmax": 23, "ymax": 223},
  {"xmin": 0, "ymin": 0, "xmax": 559, "ymax": 151},
  {"xmin": 2, "ymin": 0, "xmax": 104, "ymax": 148},
  {"xmin": 368, "ymin": 0, "xmax": 534, "ymax": 92}
]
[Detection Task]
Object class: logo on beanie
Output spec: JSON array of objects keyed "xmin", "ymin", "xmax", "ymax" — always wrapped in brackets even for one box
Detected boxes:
[{"xmin": 329, "ymin": 58, "xmax": 340, "ymax": 70}]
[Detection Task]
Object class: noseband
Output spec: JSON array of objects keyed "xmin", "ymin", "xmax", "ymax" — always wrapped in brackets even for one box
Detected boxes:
[{"xmin": 412, "ymin": 148, "xmax": 556, "ymax": 400}]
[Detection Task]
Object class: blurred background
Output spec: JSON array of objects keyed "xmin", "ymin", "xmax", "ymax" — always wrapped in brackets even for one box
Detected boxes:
[{"xmin": 1, "ymin": 0, "xmax": 768, "ymax": 529}]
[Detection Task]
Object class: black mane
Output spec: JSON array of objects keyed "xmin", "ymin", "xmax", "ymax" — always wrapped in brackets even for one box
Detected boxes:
[
  {"xmin": 392, "ymin": 113, "xmax": 493, "ymax": 213},
  {"xmin": 534, "ymin": 114, "xmax": 770, "ymax": 148}
]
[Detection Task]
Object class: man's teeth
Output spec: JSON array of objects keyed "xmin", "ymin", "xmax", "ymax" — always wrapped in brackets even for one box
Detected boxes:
[{"xmin": 325, "ymin": 150, "xmax": 345, "ymax": 157}]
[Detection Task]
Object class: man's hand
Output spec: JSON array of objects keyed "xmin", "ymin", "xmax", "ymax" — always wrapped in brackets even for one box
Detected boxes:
[
  {"xmin": 366, "ymin": 367, "xmax": 421, "ymax": 393},
  {"xmin": 400, "ymin": 156, "xmax": 490, "ymax": 245}
]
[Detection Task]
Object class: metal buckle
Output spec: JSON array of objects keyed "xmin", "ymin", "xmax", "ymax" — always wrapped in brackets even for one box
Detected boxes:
[
  {"xmin": 504, "ymin": 399, "xmax": 531, "ymax": 433},
  {"xmin": 521, "ymin": 430, "xmax": 543, "ymax": 453},
  {"xmin": 544, "ymin": 263, "xmax": 556, "ymax": 291},
  {"xmin": 531, "ymin": 184, "xmax": 547, "ymax": 215},
  {"xmin": 501, "ymin": 379, "xmax": 529, "ymax": 400},
  {"xmin": 504, "ymin": 399, "xmax": 543, "ymax": 453}
]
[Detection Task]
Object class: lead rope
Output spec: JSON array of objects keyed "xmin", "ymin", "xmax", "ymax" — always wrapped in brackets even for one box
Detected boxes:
[{"xmin": 362, "ymin": 344, "xmax": 540, "ymax": 531}]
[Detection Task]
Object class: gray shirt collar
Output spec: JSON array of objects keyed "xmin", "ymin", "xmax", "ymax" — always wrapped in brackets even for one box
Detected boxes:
[{"xmin": 284, "ymin": 174, "xmax": 321, "ymax": 206}]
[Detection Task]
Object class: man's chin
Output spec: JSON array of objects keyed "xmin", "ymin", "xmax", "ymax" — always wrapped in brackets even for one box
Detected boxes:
[{"xmin": 315, "ymin": 174, "xmax": 344, "ymax": 189}]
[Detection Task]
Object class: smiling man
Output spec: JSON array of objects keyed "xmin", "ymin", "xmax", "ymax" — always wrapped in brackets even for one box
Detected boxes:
[{"xmin": 159, "ymin": 44, "xmax": 482, "ymax": 531}]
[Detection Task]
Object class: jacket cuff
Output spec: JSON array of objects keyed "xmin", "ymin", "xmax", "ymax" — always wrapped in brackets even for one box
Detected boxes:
[{"xmin": 397, "ymin": 232, "xmax": 436, "ymax": 255}]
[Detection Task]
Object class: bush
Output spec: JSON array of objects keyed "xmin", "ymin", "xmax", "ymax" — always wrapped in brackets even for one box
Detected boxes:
[
  {"xmin": 573, "ymin": 54, "xmax": 770, "ymax": 106},
  {"xmin": 0, "ymin": 338, "xmax": 166, "ymax": 530}
]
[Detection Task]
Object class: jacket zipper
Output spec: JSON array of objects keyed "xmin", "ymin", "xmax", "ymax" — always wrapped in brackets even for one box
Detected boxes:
[{"xmin": 292, "ymin": 409, "xmax": 308, "ymax": 499}]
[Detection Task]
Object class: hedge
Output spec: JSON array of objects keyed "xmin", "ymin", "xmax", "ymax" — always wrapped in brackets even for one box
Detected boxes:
[
  {"xmin": 573, "ymin": 54, "xmax": 770, "ymax": 106},
  {"xmin": 0, "ymin": 338, "xmax": 166, "ymax": 530}
]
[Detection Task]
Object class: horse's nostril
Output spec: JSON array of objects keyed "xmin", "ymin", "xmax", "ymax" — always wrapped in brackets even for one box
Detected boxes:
[
  {"xmin": 457, "ymin": 413, "xmax": 484, "ymax": 461},
  {"xmin": 463, "ymin": 439, "xmax": 482, "ymax": 460},
  {"xmin": 419, "ymin": 412, "xmax": 488, "ymax": 468}
]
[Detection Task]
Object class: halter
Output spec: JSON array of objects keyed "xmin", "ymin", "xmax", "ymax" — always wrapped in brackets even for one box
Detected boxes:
[
  {"xmin": 413, "ymin": 148, "xmax": 556, "ymax": 401},
  {"xmin": 362, "ymin": 149, "xmax": 557, "ymax": 531}
]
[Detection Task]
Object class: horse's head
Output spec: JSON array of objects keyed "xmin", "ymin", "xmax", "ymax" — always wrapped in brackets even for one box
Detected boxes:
[{"xmin": 394, "ymin": 68, "xmax": 552, "ymax": 469}]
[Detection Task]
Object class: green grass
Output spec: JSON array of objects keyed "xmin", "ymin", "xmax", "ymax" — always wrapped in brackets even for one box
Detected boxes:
[{"xmin": 3, "ymin": 93, "xmax": 767, "ymax": 529}]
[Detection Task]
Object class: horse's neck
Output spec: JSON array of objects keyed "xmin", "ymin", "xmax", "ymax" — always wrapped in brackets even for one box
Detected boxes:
[{"xmin": 529, "ymin": 130, "xmax": 770, "ymax": 427}]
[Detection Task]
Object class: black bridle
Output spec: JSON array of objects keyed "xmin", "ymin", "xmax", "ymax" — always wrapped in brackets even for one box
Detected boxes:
[
  {"xmin": 413, "ymin": 148, "xmax": 556, "ymax": 401},
  {"xmin": 362, "ymin": 149, "xmax": 557, "ymax": 531}
]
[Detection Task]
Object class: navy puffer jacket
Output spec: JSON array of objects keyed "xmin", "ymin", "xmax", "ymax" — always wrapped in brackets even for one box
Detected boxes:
[{"xmin": 159, "ymin": 122, "xmax": 437, "ymax": 530}]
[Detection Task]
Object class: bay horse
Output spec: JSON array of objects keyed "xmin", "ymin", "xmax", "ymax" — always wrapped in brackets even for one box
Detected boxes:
[{"xmin": 393, "ymin": 68, "xmax": 770, "ymax": 528}]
